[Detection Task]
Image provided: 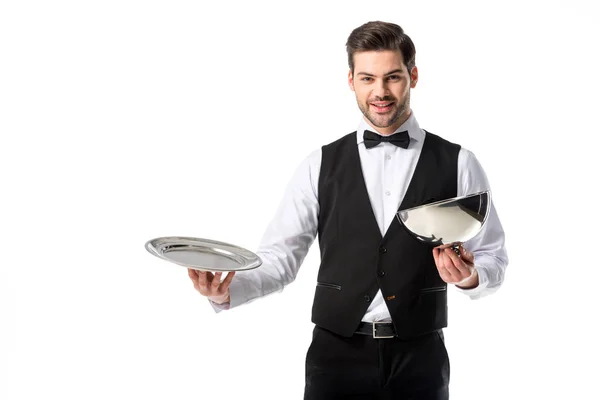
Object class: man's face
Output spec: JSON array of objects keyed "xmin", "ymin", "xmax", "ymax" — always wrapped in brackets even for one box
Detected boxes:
[{"xmin": 348, "ymin": 50, "xmax": 418, "ymax": 135}]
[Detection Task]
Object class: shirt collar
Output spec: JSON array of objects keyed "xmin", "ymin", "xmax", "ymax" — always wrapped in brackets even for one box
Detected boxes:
[{"xmin": 356, "ymin": 110, "xmax": 425, "ymax": 145}]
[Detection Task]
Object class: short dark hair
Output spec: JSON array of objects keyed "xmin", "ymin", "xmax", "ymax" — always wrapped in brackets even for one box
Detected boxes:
[{"xmin": 346, "ymin": 21, "xmax": 416, "ymax": 74}]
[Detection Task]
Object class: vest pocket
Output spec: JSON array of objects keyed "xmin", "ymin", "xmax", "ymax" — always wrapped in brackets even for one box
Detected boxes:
[
  {"xmin": 316, "ymin": 282, "xmax": 342, "ymax": 290},
  {"xmin": 420, "ymin": 286, "xmax": 447, "ymax": 293}
]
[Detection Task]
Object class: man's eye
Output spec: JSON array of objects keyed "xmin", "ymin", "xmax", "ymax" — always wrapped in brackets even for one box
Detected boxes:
[
  {"xmin": 387, "ymin": 75, "xmax": 401, "ymax": 81},
  {"xmin": 361, "ymin": 77, "xmax": 372, "ymax": 82}
]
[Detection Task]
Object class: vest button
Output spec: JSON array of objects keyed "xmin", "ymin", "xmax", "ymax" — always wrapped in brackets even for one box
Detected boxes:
[
  {"xmin": 378, "ymin": 270, "xmax": 385, "ymax": 277},
  {"xmin": 379, "ymin": 246, "xmax": 387, "ymax": 254},
  {"xmin": 364, "ymin": 295, "xmax": 371, "ymax": 302}
]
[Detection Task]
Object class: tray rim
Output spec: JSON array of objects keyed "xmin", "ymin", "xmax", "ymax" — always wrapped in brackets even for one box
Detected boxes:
[{"xmin": 145, "ymin": 236, "xmax": 262, "ymax": 272}]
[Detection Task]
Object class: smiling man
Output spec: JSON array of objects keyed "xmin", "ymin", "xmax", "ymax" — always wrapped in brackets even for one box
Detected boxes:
[{"xmin": 188, "ymin": 21, "xmax": 508, "ymax": 399}]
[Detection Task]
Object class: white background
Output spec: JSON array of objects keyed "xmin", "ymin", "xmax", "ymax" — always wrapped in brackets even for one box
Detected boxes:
[{"xmin": 1, "ymin": 0, "xmax": 599, "ymax": 398}]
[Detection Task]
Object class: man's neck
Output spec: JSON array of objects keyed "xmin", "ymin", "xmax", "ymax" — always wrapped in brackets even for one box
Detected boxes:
[{"xmin": 364, "ymin": 110, "xmax": 412, "ymax": 136}]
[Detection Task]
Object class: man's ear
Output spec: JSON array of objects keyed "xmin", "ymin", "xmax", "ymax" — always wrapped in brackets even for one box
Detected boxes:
[
  {"xmin": 348, "ymin": 70, "xmax": 355, "ymax": 92},
  {"xmin": 410, "ymin": 66, "xmax": 419, "ymax": 88}
]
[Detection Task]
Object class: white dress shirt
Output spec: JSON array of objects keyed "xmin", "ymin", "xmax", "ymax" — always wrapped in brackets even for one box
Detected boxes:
[{"xmin": 213, "ymin": 111, "xmax": 508, "ymax": 323}]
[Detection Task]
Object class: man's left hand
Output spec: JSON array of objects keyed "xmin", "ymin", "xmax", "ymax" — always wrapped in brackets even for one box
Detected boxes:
[{"xmin": 432, "ymin": 244, "xmax": 479, "ymax": 289}]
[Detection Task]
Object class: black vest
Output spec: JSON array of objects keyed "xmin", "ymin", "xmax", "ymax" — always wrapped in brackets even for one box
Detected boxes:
[{"xmin": 312, "ymin": 130, "xmax": 460, "ymax": 338}]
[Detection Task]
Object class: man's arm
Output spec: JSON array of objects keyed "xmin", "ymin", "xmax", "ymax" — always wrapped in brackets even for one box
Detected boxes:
[
  {"xmin": 200, "ymin": 149, "xmax": 322, "ymax": 312},
  {"xmin": 454, "ymin": 148, "xmax": 509, "ymax": 299}
]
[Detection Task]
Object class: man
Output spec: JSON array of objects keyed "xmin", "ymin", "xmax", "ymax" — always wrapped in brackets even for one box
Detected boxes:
[{"xmin": 188, "ymin": 20, "xmax": 508, "ymax": 399}]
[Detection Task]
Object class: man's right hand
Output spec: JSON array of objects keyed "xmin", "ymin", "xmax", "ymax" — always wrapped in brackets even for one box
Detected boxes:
[{"xmin": 187, "ymin": 269, "xmax": 236, "ymax": 304}]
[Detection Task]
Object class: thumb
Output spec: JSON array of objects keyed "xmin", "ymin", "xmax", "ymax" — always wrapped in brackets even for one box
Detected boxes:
[{"xmin": 460, "ymin": 245, "xmax": 474, "ymax": 260}]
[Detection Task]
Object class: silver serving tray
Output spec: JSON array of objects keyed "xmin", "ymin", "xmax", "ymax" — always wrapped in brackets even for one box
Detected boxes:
[{"xmin": 145, "ymin": 236, "xmax": 262, "ymax": 272}]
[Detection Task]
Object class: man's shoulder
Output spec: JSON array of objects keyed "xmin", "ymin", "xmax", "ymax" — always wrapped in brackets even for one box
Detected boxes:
[{"xmin": 423, "ymin": 129, "xmax": 462, "ymax": 150}]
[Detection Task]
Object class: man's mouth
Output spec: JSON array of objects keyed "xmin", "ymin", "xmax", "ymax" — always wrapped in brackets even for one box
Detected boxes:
[{"xmin": 370, "ymin": 101, "xmax": 394, "ymax": 113}]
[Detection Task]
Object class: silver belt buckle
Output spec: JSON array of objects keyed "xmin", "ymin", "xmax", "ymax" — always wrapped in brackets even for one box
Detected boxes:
[{"xmin": 372, "ymin": 321, "xmax": 395, "ymax": 339}]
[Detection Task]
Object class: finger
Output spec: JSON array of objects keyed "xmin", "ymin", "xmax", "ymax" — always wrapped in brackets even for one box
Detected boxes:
[
  {"xmin": 437, "ymin": 250, "xmax": 460, "ymax": 281},
  {"xmin": 187, "ymin": 269, "xmax": 203, "ymax": 292},
  {"xmin": 188, "ymin": 270, "xmax": 201, "ymax": 291},
  {"xmin": 211, "ymin": 272, "xmax": 223, "ymax": 289},
  {"xmin": 437, "ymin": 264, "xmax": 453, "ymax": 282},
  {"xmin": 434, "ymin": 250, "xmax": 456, "ymax": 282},
  {"xmin": 434, "ymin": 247, "xmax": 450, "ymax": 269},
  {"xmin": 460, "ymin": 245, "xmax": 475, "ymax": 263},
  {"xmin": 433, "ymin": 249, "xmax": 447, "ymax": 273},
  {"xmin": 187, "ymin": 268, "xmax": 198, "ymax": 282},
  {"xmin": 445, "ymin": 247, "xmax": 469, "ymax": 270},
  {"xmin": 221, "ymin": 271, "xmax": 236, "ymax": 290},
  {"xmin": 196, "ymin": 270, "xmax": 210, "ymax": 291},
  {"xmin": 444, "ymin": 248, "xmax": 470, "ymax": 279},
  {"xmin": 192, "ymin": 280, "xmax": 201, "ymax": 292}
]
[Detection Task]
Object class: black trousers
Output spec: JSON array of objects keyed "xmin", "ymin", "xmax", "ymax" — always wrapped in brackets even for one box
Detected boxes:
[{"xmin": 304, "ymin": 325, "xmax": 450, "ymax": 399}]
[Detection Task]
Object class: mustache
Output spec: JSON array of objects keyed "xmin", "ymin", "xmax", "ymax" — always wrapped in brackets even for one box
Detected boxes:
[{"xmin": 368, "ymin": 96, "xmax": 395, "ymax": 102}]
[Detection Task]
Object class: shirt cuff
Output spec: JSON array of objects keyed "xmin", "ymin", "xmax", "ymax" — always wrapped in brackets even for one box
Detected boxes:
[
  {"xmin": 228, "ymin": 274, "xmax": 257, "ymax": 308},
  {"xmin": 207, "ymin": 275, "xmax": 252, "ymax": 313},
  {"xmin": 454, "ymin": 264, "xmax": 490, "ymax": 299},
  {"xmin": 208, "ymin": 298, "xmax": 230, "ymax": 313}
]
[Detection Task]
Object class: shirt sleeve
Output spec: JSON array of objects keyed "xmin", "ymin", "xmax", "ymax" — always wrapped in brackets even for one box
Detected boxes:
[
  {"xmin": 210, "ymin": 148, "xmax": 322, "ymax": 312},
  {"xmin": 454, "ymin": 148, "xmax": 509, "ymax": 299}
]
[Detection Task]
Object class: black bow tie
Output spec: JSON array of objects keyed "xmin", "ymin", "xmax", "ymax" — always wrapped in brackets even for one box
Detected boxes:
[{"xmin": 363, "ymin": 129, "xmax": 410, "ymax": 149}]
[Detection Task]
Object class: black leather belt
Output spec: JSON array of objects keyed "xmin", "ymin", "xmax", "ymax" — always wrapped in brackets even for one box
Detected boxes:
[{"xmin": 355, "ymin": 321, "xmax": 397, "ymax": 338}]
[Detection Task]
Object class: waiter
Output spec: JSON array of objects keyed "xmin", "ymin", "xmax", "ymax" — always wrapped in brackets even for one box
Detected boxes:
[{"xmin": 188, "ymin": 20, "xmax": 508, "ymax": 399}]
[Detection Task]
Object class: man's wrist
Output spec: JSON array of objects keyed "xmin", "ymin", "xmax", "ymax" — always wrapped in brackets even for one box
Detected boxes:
[
  {"xmin": 209, "ymin": 293, "xmax": 230, "ymax": 305},
  {"xmin": 455, "ymin": 268, "xmax": 479, "ymax": 289}
]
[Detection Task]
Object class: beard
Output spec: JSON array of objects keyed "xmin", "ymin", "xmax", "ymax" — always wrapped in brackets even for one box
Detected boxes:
[{"xmin": 358, "ymin": 91, "xmax": 410, "ymax": 130}]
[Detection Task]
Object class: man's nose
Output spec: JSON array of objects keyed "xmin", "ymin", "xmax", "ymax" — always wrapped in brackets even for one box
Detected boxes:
[{"xmin": 372, "ymin": 80, "xmax": 389, "ymax": 98}]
